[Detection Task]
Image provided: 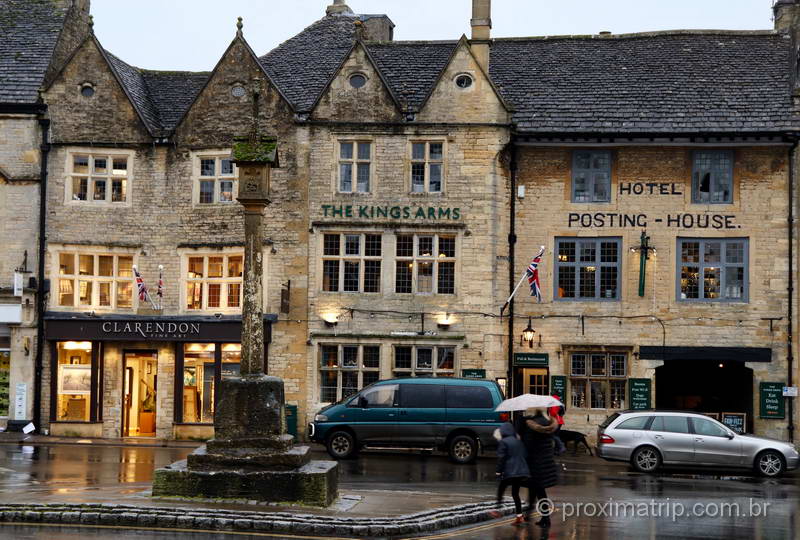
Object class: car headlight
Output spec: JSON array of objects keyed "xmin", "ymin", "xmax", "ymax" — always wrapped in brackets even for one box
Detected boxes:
[{"xmin": 314, "ymin": 414, "xmax": 328, "ymax": 422}]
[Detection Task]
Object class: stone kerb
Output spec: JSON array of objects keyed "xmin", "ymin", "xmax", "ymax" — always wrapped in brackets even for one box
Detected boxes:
[{"xmin": 0, "ymin": 501, "xmax": 518, "ymax": 537}]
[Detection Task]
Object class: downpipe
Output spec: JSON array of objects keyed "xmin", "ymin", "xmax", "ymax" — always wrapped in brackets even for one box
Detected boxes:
[
  {"xmin": 33, "ymin": 118, "xmax": 50, "ymax": 433},
  {"xmin": 788, "ymin": 140, "xmax": 796, "ymax": 443},
  {"xmin": 507, "ymin": 143, "xmax": 518, "ymax": 395}
]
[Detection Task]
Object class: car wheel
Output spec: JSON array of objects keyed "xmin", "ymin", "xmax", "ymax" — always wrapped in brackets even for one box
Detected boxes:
[
  {"xmin": 755, "ymin": 450, "xmax": 785, "ymax": 477},
  {"xmin": 326, "ymin": 430, "xmax": 357, "ymax": 460},
  {"xmin": 631, "ymin": 446, "xmax": 661, "ymax": 473},
  {"xmin": 448, "ymin": 434, "xmax": 478, "ymax": 464}
]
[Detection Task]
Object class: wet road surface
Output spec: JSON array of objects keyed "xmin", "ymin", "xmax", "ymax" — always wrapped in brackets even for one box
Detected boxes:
[{"xmin": 0, "ymin": 443, "xmax": 796, "ymax": 539}]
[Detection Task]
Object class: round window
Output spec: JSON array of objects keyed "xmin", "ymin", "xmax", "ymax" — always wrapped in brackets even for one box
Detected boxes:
[
  {"xmin": 80, "ymin": 85, "xmax": 95, "ymax": 98},
  {"xmin": 455, "ymin": 74, "xmax": 473, "ymax": 89},
  {"xmin": 231, "ymin": 85, "xmax": 246, "ymax": 98},
  {"xmin": 349, "ymin": 74, "xmax": 367, "ymax": 89}
]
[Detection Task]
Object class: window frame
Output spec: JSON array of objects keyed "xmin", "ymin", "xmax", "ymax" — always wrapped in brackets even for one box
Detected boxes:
[
  {"xmin": 392, "ymin": 345, "xmax": 456, "ymax": 378},
  {"xmin": 569, "ymin": 352, "xmax": 628, "ymax": 410},
  {"xmin": 183, "ymin": 253, "xmax": 244, "ymax": 312},
  {"xmin": 54, "ymin": 251, "xmax": 136, "ymax": 310},
  {"xmin": 691, "ymin": 150, "xmax": 734, "ymax": 204},
  {"xmin": 394, "ymin": 233, "xmax": 457, "ymax": 295},
  {"xmin": 318, "ymin": 344, "xmax": 382, "ymax": 403},
  {"xmin": 676, "ymin": 238, "xmax": 749, "ymax": 303},
  {"xmin": 175, "ymin": 342, "xmax": 242, "ymax": 425},
  {"xmin": 571, "ymin": 150, "xmax": 611, "ymax": 203},
  {"xmin": 64, "ymin": 149, "xmax": 134, "ymax": 206},
  {"xmin": 192, "ymin": 152, "xmax": 238, "ymax": 206},
  {"xmin": 321, "ymin": 233, "xmax": 383, "ymax": 294},
  {"xmin": 337, "ymin": 140, "xmax": 373, "ymax": 193},
  {"xmin": 410, "ymin": 140, "xmax": 445, "ymax": 194},
  {"xmin": 554, "ymin": 237, "xmax": 622, "ymax": 301}
]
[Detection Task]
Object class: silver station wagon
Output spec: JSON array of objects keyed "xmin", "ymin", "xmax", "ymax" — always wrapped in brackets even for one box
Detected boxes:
[{"xmin": 597, "ymin": 410, "xmax": 800, "ymax": 477}]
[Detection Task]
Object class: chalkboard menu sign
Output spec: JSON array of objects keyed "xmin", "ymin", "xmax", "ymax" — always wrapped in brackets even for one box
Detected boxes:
[
  {"xmin": 628, "ymin": 379, "xmax": 651, "ymax": 410},
  {"xmin": 720, "ymin": 412, "xmax": 746, "ymax": 434},
  {"xmin": 760, "ymin": 382, "xmax": 785, "ymax": 419},
  {"xmin": 550, "ymin": 376, "xmax": 567, "ymax": 405}
]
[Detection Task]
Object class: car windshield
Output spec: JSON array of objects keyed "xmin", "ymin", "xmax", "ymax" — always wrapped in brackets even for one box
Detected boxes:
[{"xmin": 599, "ymin": 412, "xmax": 620, "ymax": 429}]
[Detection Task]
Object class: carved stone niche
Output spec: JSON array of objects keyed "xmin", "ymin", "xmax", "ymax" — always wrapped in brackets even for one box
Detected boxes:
[{"xmin": 232, "ymin": 136, "xmax": 278, "ymax": 206}]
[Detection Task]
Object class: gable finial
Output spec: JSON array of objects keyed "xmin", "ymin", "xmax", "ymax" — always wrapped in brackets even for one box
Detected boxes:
[
  {"xmin": 236, "ymin": 17, "xmax": 244, "ymax": 38},
  {"xmin": 88, "ymin": 14, "xmax": 94, "ymax": 33}
]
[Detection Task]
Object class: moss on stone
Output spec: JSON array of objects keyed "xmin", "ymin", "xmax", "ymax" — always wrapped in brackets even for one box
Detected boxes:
[{"xmin": 232, "ymin": 137, "xmax": 278, "ymax": 163}]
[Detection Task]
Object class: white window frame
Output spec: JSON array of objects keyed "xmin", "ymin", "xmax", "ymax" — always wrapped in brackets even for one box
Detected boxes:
[
  {"xmin": 64, "ymin": 148, "xmax": 134, "ymax": 206},
  {"xmin": 192, "ymin": 151, "xmax": 238, "ymax": 206},
  {"xmin": 321, "ymin": 233, "xmax": 383, "ymax": 294},
  {"xmin": 182, "ymin": 252, "xmax": 244, "ymax": 312},
  {"xmin": 394, "ymin": 233, "xmax": 456, "ymax": 295},
  {"xmin": 392, "ymin": 345, "xmax": 456, "ymax": 378},
  {"xmin": 337, "ymin": 140, "xmax": 373, "ymax": 193},
  {"xmin": 319, "ymin": 344, "xmax": 382, "ymax": 403},
  {"xmin": 410, "ymin": 140, "xmax": 445, "ymax": 194},
  {"xmin": 51, "ymin": 248, "xmax": 137, "ymax": 310}
]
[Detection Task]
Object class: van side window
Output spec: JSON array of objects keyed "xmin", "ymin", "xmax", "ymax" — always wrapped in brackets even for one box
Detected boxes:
[
  {"xmin": 445, "ymin": 386, "xmax": 493, "ymax": 408},
  {"xmin": 361, "ymin": 384, "xmax": 398, "ymax": 408},
  {"xmin": 650, "ymin": 416, "xmax": 689, "ymax": 434},
  {"xmin": 400, "ymin": 384, "xmax": 445, "ymax": 408}
]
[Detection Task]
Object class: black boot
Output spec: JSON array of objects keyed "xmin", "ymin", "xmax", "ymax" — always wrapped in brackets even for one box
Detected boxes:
[{"xmin": 535, "ymin": 515, "xmax": 551, "ymax": 528}]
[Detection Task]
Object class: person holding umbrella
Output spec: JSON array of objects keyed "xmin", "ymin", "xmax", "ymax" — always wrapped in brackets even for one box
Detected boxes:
[{"xmin": 495, "ymin": 394, "xmax": 561, "ymax": 528}]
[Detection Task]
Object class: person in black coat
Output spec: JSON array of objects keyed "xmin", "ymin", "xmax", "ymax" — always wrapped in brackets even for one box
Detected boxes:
[
  {"xmin": 490, "ymin": 422, "xmax": 530, "ymax": 523},
  {"xmin": 516, "ymin": 408, "xmax": 559, "ymax": 528}
]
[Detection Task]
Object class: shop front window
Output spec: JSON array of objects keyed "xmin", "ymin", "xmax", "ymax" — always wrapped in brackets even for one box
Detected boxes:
[
  {"xmin": 180, "ymin": 343, "xmax": 241, "ymax": 424},
  {"xmin": 55, "ymin": 341, "xmax": 95, "ymax": 421},
  {"xmin": 569, "ymin": 352, "xmax": 628, "ymax": 409}
]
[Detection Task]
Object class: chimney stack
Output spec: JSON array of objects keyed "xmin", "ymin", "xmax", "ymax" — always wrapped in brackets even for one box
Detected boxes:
[
  {"xmin": 471, "ymin": 0, "xmax": 491, "ymax": 71},
  {"xmin": 327, "ymin": 0, "xmax": 353, "ymax": 17},
  {"xmin": 774, "ymin": 0, "xmax": 800, "ymax": 32}
]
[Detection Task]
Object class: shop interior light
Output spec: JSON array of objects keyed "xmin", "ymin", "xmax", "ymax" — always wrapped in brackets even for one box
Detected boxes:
[{"xmin": 61, "ymin": 341, "xmax": 92, "ymax": 351}]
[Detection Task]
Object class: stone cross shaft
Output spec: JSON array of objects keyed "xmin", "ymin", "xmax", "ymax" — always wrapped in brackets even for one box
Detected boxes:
[{"xmin": 241, "ymin": 202, "xmax": 266, "ymax": 375}]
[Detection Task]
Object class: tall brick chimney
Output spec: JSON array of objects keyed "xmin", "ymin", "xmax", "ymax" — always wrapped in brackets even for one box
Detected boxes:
[
  {"xmin": 327, "ymin": 0, "xmax": 353, "ymax": 16},
  {"xmin": 774, "ymin": 0, "xmax": 800, "ymax": 31},
  {"xmin": 471, "ymin": 0, "xmax": 491, "ymax": 71}
]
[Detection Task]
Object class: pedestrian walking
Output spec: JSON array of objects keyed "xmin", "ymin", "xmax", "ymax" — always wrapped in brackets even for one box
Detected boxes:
[
  {"xmin": 549, "ymin": 396, "xmax": 566, "ymax": 455},
  {"xmin": 489, "ymin": 422, "xmax": 530, "ymax": 524},
  {"xmin": 516, "ymin": 408, "xmax": 559, "ymax": 528}
]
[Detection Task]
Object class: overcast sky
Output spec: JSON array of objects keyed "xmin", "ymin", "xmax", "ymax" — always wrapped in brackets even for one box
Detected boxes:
[{"xmin": 91, "ymin": 0, "xmax": 778, "ymax": 71}]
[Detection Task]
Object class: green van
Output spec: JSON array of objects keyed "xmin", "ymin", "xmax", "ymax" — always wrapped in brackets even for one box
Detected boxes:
[{"xmin": 308, "ymin": 377, "xmax": 507, "ymax": 464}]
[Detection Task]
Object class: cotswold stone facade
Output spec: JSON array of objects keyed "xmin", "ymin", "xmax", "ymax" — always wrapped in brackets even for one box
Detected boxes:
[{"xmin": 2, "ymin": 0, "xmax": 800, "ymax": 443}]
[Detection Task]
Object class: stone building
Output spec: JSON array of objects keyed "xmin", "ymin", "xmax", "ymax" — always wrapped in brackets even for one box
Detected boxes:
[
  {"xmin": 2, "ymin": 0, "xmax": 799, "ymax": 442},
  {"xmin": 0, "ymin": 0, "xmax": 91, "ymax": 430}
]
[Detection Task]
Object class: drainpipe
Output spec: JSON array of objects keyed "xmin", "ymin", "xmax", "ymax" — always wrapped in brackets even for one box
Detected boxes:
[
  {"xmin": 789, "ymin": 140, "xmax": 796, "ymax": 443},
  {"xmin": 507, "ymin": 143, "xmax": 517, "ymax": 395},
  {"xmin": 33, "ymin": 118, "xmax": 50, "ymax": 433}
]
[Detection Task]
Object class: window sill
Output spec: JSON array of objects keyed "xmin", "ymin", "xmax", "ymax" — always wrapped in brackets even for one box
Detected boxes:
[
  {"xmin": 64, "ymin": 201, "xmax": 132, "ymax": 208},
  {"xmin": 409, "ymin": 191, "xmax": 445, "ymax": 197},
  {"xmin": 174, "ymin": 422, "xmax": 213, "ymax": 426},
  {"xmin": 677, "ymin": 299, "xmax": 748, "ymax": 304},
  {"xmin": 192, "ymin": 202, "xmax": 239, "ymax": 208},
  {"xmin": 50, "ymin": 420, "xmax": 102, "ymax": 424}
]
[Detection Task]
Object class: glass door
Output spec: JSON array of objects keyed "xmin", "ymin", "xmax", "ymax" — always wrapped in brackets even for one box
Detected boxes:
[{"xmin": 121, "ymin": 351, "xmax": 157, "ymax": 437}]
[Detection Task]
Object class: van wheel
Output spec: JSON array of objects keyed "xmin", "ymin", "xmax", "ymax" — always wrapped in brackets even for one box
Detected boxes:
[
  {"xmin": 755, "ymin": 450, "xmax": 785, "ymax": 477},
  {"xmin": 448, "ymin": 435, "xmax": 478, "ymax": 464},
  {"xmin": 326, "ymin": 430, "xmax": 357, "ymax": 460},
  {"xmin": 631, "ymin": 446, "xmax": 661, "ymax": 473}
]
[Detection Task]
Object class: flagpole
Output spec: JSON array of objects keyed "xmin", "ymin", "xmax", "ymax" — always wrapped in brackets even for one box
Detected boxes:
[{"xmin": 500, "ymin": 245, "xmax": 546, "ymax": 316}]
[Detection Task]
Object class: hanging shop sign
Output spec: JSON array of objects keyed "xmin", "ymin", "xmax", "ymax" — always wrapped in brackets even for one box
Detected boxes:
[
  {"xmin": 759, "ymin": 382, "xmax": 785, "ymax": 419},
  {"xmin": 320, "ymin": 204, "xmax": 461, "ymax": 221},
  {"xmin": 550, "ymin": 376, "xmax": 567, "ymax": 404},
  {"xmin": 514, "ymin": 353, "xmax": 548, "ymax": 367},
  {"xmin": 628, "ymin": 379, "xmax": 651, "ymax": 410}
]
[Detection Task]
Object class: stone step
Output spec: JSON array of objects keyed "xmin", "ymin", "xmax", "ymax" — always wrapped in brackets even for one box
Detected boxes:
[{"xmin": 187, "ymin": 444, "xmax": 312, "ymax": 472}]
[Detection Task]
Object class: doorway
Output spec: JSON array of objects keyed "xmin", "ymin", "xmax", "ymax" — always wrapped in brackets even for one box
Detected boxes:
[
  {"xmin": 656, "ymin": 360, "xmax": 753, "ymax": 432},
  {"xmin": 122, "ymin": 351, "xmax": 157, "ymax": 437},
  {"xmin": 522, "ymin": 368, "xmax": 549, "ymax": 395}
]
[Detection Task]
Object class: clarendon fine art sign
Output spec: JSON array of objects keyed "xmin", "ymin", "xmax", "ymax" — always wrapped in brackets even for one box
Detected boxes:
[{"xmin": 321, "ymin": 205, "xmax": 461, "ymax": 221}]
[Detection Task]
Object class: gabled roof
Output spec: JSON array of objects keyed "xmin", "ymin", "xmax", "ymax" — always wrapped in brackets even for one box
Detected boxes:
[
  {"xmin": 366, "ymin": 41, "xmax": 457, "ymax": 113},
  {"xmin": 258, "ymin": 13, "xmax": 378, "ymax": 112},
  {"xmin": 490, "ymin": 31, "xmax": 798, "ymax": 134},
  {"xmin": 0, "ymin": 0, "xmax": 69, "ymax": 104}
]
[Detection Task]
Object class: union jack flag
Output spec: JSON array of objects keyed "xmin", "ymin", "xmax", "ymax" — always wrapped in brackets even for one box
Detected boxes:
[
  {"xmin": 526, "ymin": 247, "xmax": 545, "ymax": 302},
  {"xmin": 133, "ymin": 265, "xmax": 149, "ymax": 302}
]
